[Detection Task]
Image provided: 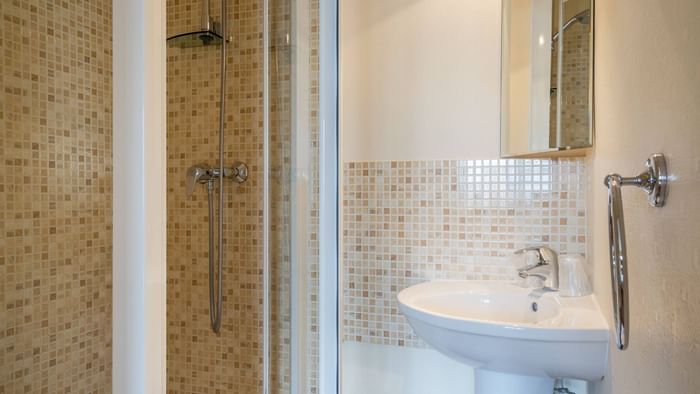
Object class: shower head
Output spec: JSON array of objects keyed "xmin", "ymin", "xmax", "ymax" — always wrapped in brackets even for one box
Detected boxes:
[
  {"xmin": 199, "ymin": 33, "xmax": 215, "ymax": 45},
  {"xmin": 198, "ymin": 0, "xmax": 218, "ymax": 45},
  {"xmin": 551, "ymin": 9, "xmax": 591, "ymax": 47},
  {"xmin": 572, "ymin": 9, "xmax": 591, "ymax": 25},
  {"xmin": 166, "ymin": 0, "xmax": 224, "ymax": 48}
]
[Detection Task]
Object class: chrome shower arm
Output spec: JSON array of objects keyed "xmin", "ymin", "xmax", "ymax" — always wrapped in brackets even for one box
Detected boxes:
[
  {"xmin": 201, "ymin": 0, "xmax": 212, "ymax": 31},
  {"xmin": 551, "ymin": 9, "xmax": 591, "ymax": 47}
]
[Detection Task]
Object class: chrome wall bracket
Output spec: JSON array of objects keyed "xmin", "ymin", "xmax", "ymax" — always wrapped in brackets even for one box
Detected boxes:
[
  {"xmin": 607, "ymin": 153, "xmax": 668, "ymax": 207},
  {"xmin": 603, "ymin": 153, "xmax": 668, "ymax": 350}
]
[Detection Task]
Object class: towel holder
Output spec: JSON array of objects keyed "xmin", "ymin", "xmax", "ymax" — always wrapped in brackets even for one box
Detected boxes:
[{"xmin": 603, "ymin": 153, "xmax": 668, "ymax": 350}]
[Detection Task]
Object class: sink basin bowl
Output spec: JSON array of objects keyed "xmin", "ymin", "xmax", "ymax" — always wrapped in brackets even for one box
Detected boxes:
[{"xmin": 398, "ymin": 280, "xmax": 609, "ymax": 389}]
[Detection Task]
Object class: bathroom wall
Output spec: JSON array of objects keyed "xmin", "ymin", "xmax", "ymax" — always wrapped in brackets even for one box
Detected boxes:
[
  {"xmin": 340, "ymin": 0, "xmax": 501, "ymax": 161},
  {"xmin": 165, "ymin": 0, "xmax": 269, "ymax": 392},
  {"xmin": 166, "ymin": 0, "xmax": 321, "ymax": 393},
  {"xmin": 1, "ymin": 1, "xmax": 113, "ymax": 392},
  {"xmin": 343, "ymin": 159, "xmax": 587, "ymax": 347},
  {"xmin": 340, "ymin": 1, "xmax": 590, "ymax": 392},
  {"xmin": 591, "ymin": 1, "xmax": 700, "ymax": 393}
]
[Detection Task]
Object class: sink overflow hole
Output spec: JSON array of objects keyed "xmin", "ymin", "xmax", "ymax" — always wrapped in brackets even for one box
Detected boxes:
[{"xmin": 531, "ymin": 302, "xmax": 538, "ymax": 312}]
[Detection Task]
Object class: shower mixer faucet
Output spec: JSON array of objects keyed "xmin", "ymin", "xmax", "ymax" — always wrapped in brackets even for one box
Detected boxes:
[{"xmin": 186, "ymin": 162, "xmax": 249, "ymax": 196}]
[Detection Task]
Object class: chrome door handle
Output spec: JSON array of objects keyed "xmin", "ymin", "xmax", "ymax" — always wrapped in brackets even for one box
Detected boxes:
[{"xmin": 603, "ymin": 153, "xmax": 668, "ymax": 350}]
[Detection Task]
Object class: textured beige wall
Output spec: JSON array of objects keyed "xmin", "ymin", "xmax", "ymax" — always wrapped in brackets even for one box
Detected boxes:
[
  {"xmin": 591, "ymin": 1, "xmax": 700, "ymax": 393},
  {"xmin": 0, "ymin": 1, "xmax": 113, "ymax": 392}
]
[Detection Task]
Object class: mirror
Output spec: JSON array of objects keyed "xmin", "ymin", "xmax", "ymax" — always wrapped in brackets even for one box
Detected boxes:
[{"xmin": 501, "ymin": 0, "xmax": 594, "ymax": 157}]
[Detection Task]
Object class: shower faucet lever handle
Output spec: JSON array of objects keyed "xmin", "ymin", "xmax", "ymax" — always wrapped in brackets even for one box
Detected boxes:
[{"xmin": 186, "ymin": 165, "xmax": 210, "ymax": 196}]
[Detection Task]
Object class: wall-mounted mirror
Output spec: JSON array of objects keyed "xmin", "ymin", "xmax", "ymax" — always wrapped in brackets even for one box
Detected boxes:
[{"xmin": 501, "ymin": 0, "xmax": 594, "ymax": 157}]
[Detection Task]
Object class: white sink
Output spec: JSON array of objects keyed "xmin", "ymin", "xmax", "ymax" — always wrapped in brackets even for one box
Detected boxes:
[{"xmin": 398, "ymin": 281, "xmax": 609, "ymax": 394}]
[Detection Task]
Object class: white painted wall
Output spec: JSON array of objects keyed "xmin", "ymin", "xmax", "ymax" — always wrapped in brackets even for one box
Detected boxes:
[
  {"xmin": 340, "ymin": 0, "xmax": 502, "ymax": 161},
  {"xmin": 113, "ymin": 0, "xmax": 167, "ymax": 392},
  {"xmin": 342, "ymin": 342, "xmax": 473, "ymax": 394},
  {"xmin": 590, "ymin": 1, "xmax": 700, "ymax": 393}
]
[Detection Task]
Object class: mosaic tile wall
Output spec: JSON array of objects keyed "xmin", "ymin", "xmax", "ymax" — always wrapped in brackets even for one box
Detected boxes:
[
  {"xmin": 550, "ymin": 1, "xmax": 592, "ymax": 148},
  {"xmin": 342, "ymin": 159, "xmax": 587, "ymax": 347},
  {"xmin": 165, "ymin": 0, "xmax": 267, "ymax": 392},
  {"xmin": 0, "ymin": 0, "xmax": 113, "ymax": 392},
  {"xmin": 305, "ymin": 0, "xmax": 321, "ymax": 392},
  {"xmin": 166, "ymin": 0, "xmax": 320, "ymax": 393},
  {"xmin": 559, "ymin": 19, "xmax": 591, "ymax": 147},
  {"xmin": 268, "ymin": 0, "xmax": 292, "ymax": 391}
]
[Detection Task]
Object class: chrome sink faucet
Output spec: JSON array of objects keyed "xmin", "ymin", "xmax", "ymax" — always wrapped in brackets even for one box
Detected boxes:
[{"xmin": 514, "ymin": 246, "xmax": 559, "ymax": 291}]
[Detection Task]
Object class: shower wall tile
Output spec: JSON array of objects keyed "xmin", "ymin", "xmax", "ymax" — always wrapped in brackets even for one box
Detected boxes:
[
  {"xmin": 268, "ymin": 0, "xmax": 293, "ymax": 392},
  {"xmin": 305, "ymin": 0, "xmax": 321, "ymax": 392},
  {"xmin": 0, "ymin": 0, "xmax": 113, "ymax": 392},
  {"xmin": 550, "ymin": 2, "xmax": 591, "ymax": 148},
  {"xmin": 165, "ymin": 0, "xmax": 319, "ymax": 392},
  {"xmin": 342, "ymin": 159, "xmax": 587, "ymax": 347},
  {"xmin": 165, "ymin": 0, "xmax": 266, "ymax": 392}
]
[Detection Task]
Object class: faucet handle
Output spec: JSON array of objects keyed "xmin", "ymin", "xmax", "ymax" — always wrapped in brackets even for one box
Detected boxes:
[
  {"xmin": 186, "ymin": 165, "xmax": 208, "ymax": 197},
  {"xmin": 514, "ymin": 246, "xmax": 545, "ymax": 256},
  {"xmin": 514, "ymin": 246, "xmax": 560, "ymax": 291},
  {"xmin": 514, "ymin": 245, "xmax": 556, "ymax": 257},
  {"xmin": 514, "ymin": 246, "xmax": 558, "ymax": 267}
]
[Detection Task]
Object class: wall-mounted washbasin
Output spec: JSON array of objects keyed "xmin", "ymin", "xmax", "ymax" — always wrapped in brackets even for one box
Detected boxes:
[{"xmin": 398, "ymin": 281, "xmax": 609, "ymax": 394}]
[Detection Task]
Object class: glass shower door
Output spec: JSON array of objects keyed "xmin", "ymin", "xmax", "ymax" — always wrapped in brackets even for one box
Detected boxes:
[{"xmin": 266, "ymin": 0, "xmax": 325, "ymax": 392}]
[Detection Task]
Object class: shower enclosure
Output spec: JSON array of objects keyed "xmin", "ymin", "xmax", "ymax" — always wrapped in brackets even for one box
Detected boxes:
[
  {"xmin": 2, "ymin": 0, "xmax": 336, "ymax": 392},
  {"xmin": 165, "ymin": 0, "xmax": 326, "ymax": 392}
]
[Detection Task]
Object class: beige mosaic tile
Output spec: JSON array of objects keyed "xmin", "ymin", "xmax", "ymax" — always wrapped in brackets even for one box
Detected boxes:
[
  {"xmin": 166, "ymin": 0, "xmax": 320, "ymax": 392},
  {"xmin": 342, "ymin": 159, "xmax": 587, "ymax": 347},
  {"xmin": 166, "ymin": 0, "xmax": 268, "ymax": 392},
  {"xmin": 550, "ymin": 3, "xmax": 592, "ymax": 148},
  {"xmin": 269, "ymin": 0, "xmax": 292, "ymax": 391},
  {"xmin": 0, "ymin": 0, "xmax": 113, "ymax": 392},
  {"xmin": 305, "ymin": 0, "xmax": 321, "ymax": 392}
]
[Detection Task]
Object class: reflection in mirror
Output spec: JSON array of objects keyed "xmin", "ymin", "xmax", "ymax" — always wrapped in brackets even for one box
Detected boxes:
[{"xmin": 501, "ymin": 0, "xmax": 593, "ymax": 157}]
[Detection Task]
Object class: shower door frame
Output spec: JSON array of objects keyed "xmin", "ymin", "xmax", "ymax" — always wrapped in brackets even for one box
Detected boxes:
[
  {"xmin": 286, "ymin": 0, "xmax": 339, "ymax": 392},
  {"xmin": 287, "ymin": 0, "xmax": 340, "ymax": 391},
  {"xmin": 317, "ymin": 0, "xmax": 340, "ymax": 392},
  {"xmin": 113, "ymin": 0, "xmax": 167, "ymax": 393}
]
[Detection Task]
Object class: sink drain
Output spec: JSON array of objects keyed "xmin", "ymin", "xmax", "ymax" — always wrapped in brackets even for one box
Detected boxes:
[{"xmin": 531, "ymin": 302, "xmax": 538, "ymax": 312}]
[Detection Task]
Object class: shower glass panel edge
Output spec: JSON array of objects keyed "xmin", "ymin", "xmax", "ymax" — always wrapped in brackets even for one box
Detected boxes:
[
  {"xmin": 265, "ymin": 0, "xmax": 338, "ymax": 391},
  {"xmin": 290, "ymin": 0, "xmax": 311, "ymax": 391},
  {"xmin": 318, "ymin": 0, "xmax": 340, "ymax": 393}
]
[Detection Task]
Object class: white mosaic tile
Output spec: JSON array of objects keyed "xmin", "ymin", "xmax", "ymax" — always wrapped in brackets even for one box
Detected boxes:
[{"xmin": 342, "ymin": 158, "xmax": 587, "ymax": 347}]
